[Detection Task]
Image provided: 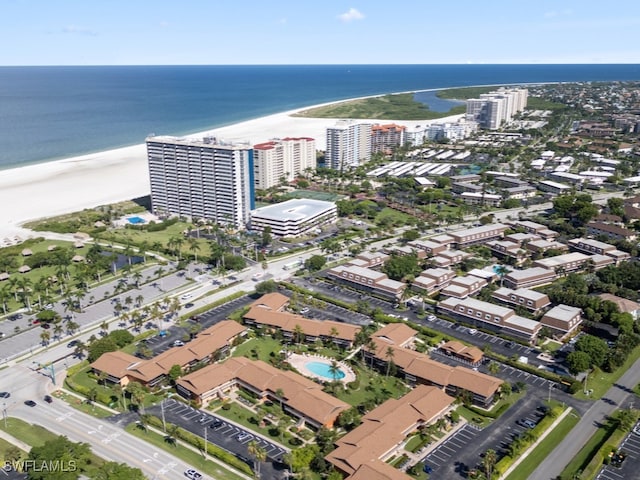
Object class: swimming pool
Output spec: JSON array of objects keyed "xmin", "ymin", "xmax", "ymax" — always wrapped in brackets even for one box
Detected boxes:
[
  {"xmin": 305, "ymin": 361, "xmax": 346, "ymax": 380},
  {"xmin": 127, "ymin": 216, "xmax": 145, "ymax": 224}
]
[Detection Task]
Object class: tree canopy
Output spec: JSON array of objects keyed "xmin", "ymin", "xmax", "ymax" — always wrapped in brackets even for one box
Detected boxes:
[
  {"xmin": 382, "ymin": 253, "xmax": 421, "ymax": 281},
  {"xmin": 93, "ymin": 462, "xmax": 146, "ymax": 480},
  {"xmin": 27, "ymin": 436, "xmax": 91, "ymax": 480}
]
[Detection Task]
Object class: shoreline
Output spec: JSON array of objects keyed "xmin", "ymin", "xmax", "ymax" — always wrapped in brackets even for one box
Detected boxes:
[{"xmin": 0, "ymin": 81, "xmax": 547, "ymax": 239}]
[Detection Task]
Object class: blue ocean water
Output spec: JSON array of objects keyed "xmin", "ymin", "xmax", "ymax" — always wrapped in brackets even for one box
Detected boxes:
[{"xmin": 0, "ymin": 64, "xmax": 639, "ymax": 169}]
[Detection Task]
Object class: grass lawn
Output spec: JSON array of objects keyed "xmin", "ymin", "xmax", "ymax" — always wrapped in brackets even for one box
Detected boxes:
[
  {"xmin": 101, "ymin": 222, "xmax": 213, "ymax": 258},
  {"xmin": 125, "ymin": 422, "xmax": 247, "ymax": 480},
  {"xmin": 575, "ymin": 345, "xmax": 640, "ymax": 400},
  {"xmin": 333, "ymin": 363, "xmax": 409, "ymax": 407},
  {"xmin": 53, "ymin": 390, "xmax": 114, "ymax": 418},
  {"xmin": 0, "ymin": 417, "xmax": 106, "ymax": 476},
  {"xmin": 374, "ymin": 207, "xmax": 413, "ymax": 227},
  {"xmin": 0, "ymin": 436, "xmax": 26, "ymax": 459},
  {"xmin": 558, "ymin": 415, "xmax": 617, "ymax": 480},
  {"xmin": 456, "ymin": 405, "xmax": 493, "ymax": 429},
  {"xmin": 504, "ymin": 409, "xmax": 579, "ymax": 480},
  {"xmin": 232, "ymin": 337, "xmax": 283, "ymax": 362}
]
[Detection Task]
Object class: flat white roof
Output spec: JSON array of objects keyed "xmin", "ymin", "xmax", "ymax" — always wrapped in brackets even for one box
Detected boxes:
[
  {"xmin": 251, "ymin": 199, "xmax": 336, "ymax": 221},
  {"xmin": 543, "ymin": 304, "xmax": 581, "ymax": 322}
]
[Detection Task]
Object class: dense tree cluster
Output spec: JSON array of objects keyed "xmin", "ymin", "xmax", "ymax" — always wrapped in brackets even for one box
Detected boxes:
[
  {"xmin": 551, "ymin": 193, "xmax": 599, "ymax": 226},
  {"xmin": 382, "ymin": 253, "xmax": 421, "ymax": 281}
]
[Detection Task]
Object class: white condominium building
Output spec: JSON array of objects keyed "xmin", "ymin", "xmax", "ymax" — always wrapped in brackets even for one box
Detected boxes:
[
  {"xmin": 466, "ymin": 88, "xmax": 528, "ymax": 129},
  {"xmin": 146, "ymin": 136, "xmax": 254, "ymax": 229},
  {"xmin": 253, "ymin": 137, "xmax": 316, "ymax": 190},
  {"xmin": 326, "ymin": 120, "xmax": 372, "ymax": 170}
]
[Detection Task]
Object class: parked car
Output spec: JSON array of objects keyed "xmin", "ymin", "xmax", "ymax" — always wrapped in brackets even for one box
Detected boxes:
[
  {"xmin": 300, "ymin": 307, "xmax": 310, "ymax": 314},
  {"xmin": 427, "ymin": 315, "xmax": 437, "ymax": 322},
  {"xmin": 210, "ymin": 419, "xmax": 223, "ymax": 429},
  {"xmin": 172, "ymin": 340, "xmax": 185, "ymax": 347},
  {"xmin": 517, "ymin": 419, "xmax": 536, "ymax": 429},
  {"xmin": 237, "ymin": 432, "xmax": 252, "ymax": 442},
  {"xmin": 468, "ymin": 328, "xmax": 478, "ymax": 335}
]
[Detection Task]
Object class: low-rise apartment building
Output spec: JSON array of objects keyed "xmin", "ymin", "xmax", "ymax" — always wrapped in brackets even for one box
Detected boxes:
[
  {"xmin": 430, "ymin": 249, "xmax": 471, "ymax": 268},
  {"xmin": 459, "ymin": 192, "xmax": 503, "ymax": 207},
  {"xmin": 540, "ymin": 305, "xmax": 582, "ymax": 338},
  {"xmin": 526, "ymin": 239, "xmax": 568, "ymax": 255},
  {"xmin": 487, "ymin": 240, "xmax": 528, "ymax": 264},
  {"xmin": 568, "ymin": 238, "xmax": 630, "ymax": 265},
  {"xmin": 439, "ymin": 340, "xmax": 484, "ymax": 365},
  {"xmin": 177, "ymin": 357, "xmax": 350, "ymax": 429},
  {"xmin": 586, "ymin": 222, "xmax": 637, "ymax": 241},
  {"xmin": 440, "ymin": 275, "xmax": 488, "ymax": 299},
  {"xmin": 91, "ymin": 320, "xmax": 248, "ymax": 387},
  {"xmin": 326, "ymin": 385, "xmax": 454, "ymax": 478},
  {"xmin": 534, "ymin": 252, "xmax": 612, "ymax": 273},
  {"xmin": 412, "ymin": 268, "xmax": 456, "ymax": 295},
  {"xmin": 327, "ymin": 264, "xmax": 405, "ymax": 300},
  {"xmin": 438, "ymin": 297, "xmax": 542, "ymax": 341},
  {"xmin": 503, "ymin": 267, "xmax": 556, "ymax": 289},
  {"xmin": 346, "ymin": 251, "xmax": 390, "ymax": 269},
  {"xmin": 448, "ymin": 223, "xmax": 508, "ymax": 248},
  {"xmin": 538, "ymin": 180, "xmax": 572, "ymax": 195},
  {"xmin": 510, "ymin": 220, "xmax": 558, "ymax": 240},
  {"xmin": 407, "ymin": 239, "xmax": 448, "ymax": 257},
  {"xmin": 492, "ymin": 287, "xmax": 551, "ymax": 313}
]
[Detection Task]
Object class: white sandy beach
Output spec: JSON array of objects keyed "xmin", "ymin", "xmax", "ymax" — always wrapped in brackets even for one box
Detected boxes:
[{"xmin": 0, "ymin": 97, "xmax": 462, "ymax": 239}]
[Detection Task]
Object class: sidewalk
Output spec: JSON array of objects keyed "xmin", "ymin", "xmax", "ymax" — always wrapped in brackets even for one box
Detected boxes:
[{"xmin": 0, "ymin": 426, "xmax": 31, "ymax": 452}]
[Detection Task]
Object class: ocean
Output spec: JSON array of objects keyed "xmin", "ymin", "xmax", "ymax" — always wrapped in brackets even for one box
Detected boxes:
[{"xmin": 1, "ymin": 64, "xmax": 639, "ymax": 169}]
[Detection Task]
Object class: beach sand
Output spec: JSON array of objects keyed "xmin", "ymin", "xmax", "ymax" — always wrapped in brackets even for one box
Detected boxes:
[{"xmin": 0, "ymin": 99, "xmax": 462, "ymax": 239}]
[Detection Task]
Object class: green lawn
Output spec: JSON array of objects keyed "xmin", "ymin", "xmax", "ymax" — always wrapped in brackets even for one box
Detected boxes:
[
  {"xmin": 558, "ymin": 415, "xmax": 617, "ymax": 480},
  {"xmin": 54, "ymin": 390, "xmax": 114, "ymax": 418},
  {"xmin": 214, "ymin": 402, "xmax": 298, "ymax": 446},
  {"xmin": 232, "ymin": 337, "xmax": 283, "ymax": 362},
  {"xmin": 125, "ymin": 423, "xmax": 247, "ymax": 480},
  {"xmin": 456, "ymin": 405, "xmax": 493, "ymax": 429},
  {"xmin": 333, "ymin": 363, "xmax": 409, "ymax": 407},
  {"xmin": 0, "ymin": 417, "xmax": 58, "ymax": 447},
  {"xmin": 0, "ymin": 417, "xmax": 106, "ymax": 476},
  {"xmin": 374, "ymin": 207, "xmax": 414, "ymax": 227},
  {"xmin": 504, "ymin": 410, "xmax": 579, "ymax": 480},
  {"xmin": 0, "ymin": 436, "xmax": 26, "ymax": 460},
  {"xmin": 575, "ymin": 345, "xmax": 640, "ymax": 400}
]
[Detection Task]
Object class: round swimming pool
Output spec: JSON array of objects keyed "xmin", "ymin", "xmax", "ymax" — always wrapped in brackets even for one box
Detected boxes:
[{"xmin": 305, "ymin": 361, "xmax": 346, "ymax": 380}]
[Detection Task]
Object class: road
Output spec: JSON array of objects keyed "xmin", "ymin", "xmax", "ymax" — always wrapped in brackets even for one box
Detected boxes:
[
  {"xmin": 8, "ymin": 398, "xmax": 203, "ymax": 479},
  {"xmin": 531, "ymin": 356, "xmax": 640, "ymax": 479}
]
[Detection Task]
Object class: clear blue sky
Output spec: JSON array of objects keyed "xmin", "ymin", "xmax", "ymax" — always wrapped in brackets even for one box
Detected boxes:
[{"xmin": 2, "ymin": 0, "xmax": 639, "ymax": 65}]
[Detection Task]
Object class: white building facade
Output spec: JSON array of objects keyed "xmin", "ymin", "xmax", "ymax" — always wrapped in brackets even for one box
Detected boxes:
[
  {"xmin": 325, "ymin": 121, "xmax": 372, "ymax": 170},
  {"xmin": 253, "ymin": 137, "xmax": 316, "ymax": 190},
  {"xmin": 146, "ymin": 136, "xmax": 254, "ymax": 229},
  {"xmin": 250, "ymin": 199, "xmax": 337, "ymax": 237},
  {"xmin": 466, "ymin": 88, "xmax": 528, "ymax": 129}
]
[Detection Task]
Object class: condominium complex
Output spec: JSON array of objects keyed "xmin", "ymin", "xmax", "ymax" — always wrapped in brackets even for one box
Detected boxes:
[
  {"xmin": 326, "ymin": 120, "xmax": 372, "ymax": 170},
  {"xmin": 253, "ymin": 137, "xmax": 316, "ymax": 190},
  {"xmin": 146, "ymin": 136, "xmax": 254, "ymax": 229},
  {"xmin": 466, "ymin": 88, "xmax": 528, "ymax": 129},
  {"xmin": 371, "ymin": 123, "xmax": 406, "ymax": 154}
]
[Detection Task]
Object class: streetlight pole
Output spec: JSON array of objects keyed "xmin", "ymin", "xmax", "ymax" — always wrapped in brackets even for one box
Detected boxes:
[
  {"xmin": 548, "ymin": 383, "xmax": 552, "ymax": 403},
  {"xmin": 161, "ymin": 400, "xmax": 166, "ymax": 432},
  {"xmin": 2, "ymin": 402, "xmax": 7, "ymax": 429},
  {"xmin": 204, "ymin": 424, "xmax": 208, "ymax": 456}
]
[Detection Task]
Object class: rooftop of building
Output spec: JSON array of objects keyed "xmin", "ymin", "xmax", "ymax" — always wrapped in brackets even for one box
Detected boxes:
[{"xmin": 251, "ymin": 198, "xmax": 336, "ymax": 221}]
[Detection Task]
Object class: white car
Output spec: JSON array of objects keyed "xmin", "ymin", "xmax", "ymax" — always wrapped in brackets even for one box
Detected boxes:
[
  {"xmin": 180, "ymin": 293, "xmax": 193, "ymax": 301},
  {"xmin": 172, "ymin": 340, "xmax": 185, "ymax": 347},
  {"xmin": 468, "ymin": 328, "xmax": 478, "ymax": 335},
  {"xmin": 427, "ymin": 315, "xmax": 437, "ymax": 322},
  {"xmin": 184, "ymin": 469, "xmax": 203, "ymax": 480}
]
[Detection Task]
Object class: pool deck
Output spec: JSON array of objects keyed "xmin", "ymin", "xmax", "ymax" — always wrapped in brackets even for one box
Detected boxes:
[{"xmin": 287, "ymin": 352, "xmax": 356, "ymax": 384}]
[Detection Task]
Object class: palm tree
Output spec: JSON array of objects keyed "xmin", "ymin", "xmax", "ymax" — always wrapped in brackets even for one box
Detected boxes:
[
  {"xmin": 73, "ymin": 340, "xmax": 87, "ymax": 358},
  {"xmin": 482, "ymin": 449, "xmax": 497, "ymax": 479},
  {"xmin": 247, "ymin": 440, "xmax": 267, "ymax": 478},
  {"xmin": 187, "ymin": 237, "xmax": 201, "ymax": 263},
  {"xmin": 100, "ymin": 320, "xmax": 109, "ymax": 335},
  {"xmin": 40, "ymin": 330, "xmax": 51, "ymax": 345},
  {"xmin": 367, "ymin": 338, "xmax": 377, "ymax": 369},
  {"xmin": 165, "ymin": 423, "xmax": 179, "ymax": 446},
  {"xmin": 132, "ymin": 270, "xmax": 143, "ymax": 289},
  {"xmin": 0, "ymin": 286, "xmax": 11, "ymax": 315},
  {"xmin": 385, "ymin": 347, "xmax": 395, "ymax": 377},
  {"xmin": 52, "ymin": 321, "xmax": 64, "ymax": 340},
  {"xmin": 329, "ymin": 326, "xmax": 340, "ymax": 347},
  {"xmin": 135, "ymin": 294, "xmax": 144, "ymax": 308},
  {"xmin": 494, "ymin": 264, "xmax": 508, "ymax": 287},
  {"xmin": 293, "ymin": 324, "xmax": 305, "ymax": 347},
  {"xmin": 275, "ymin": 388, "xmax": 285, "ymax": 411},
  {"xmin": 328, "ymin": 360, "xmax": 342, "ymax": 383}
]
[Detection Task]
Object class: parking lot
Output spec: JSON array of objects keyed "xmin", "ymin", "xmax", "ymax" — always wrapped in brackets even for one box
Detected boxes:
[
  {"xmin": 421, "ymin": 395, "xmax": 547, "ymax": 477},
  {"xmin": 596, "ymin": 425, "xmax": 640, "ymax": 480},
  {"xmin": 149, "ymin": 399, "xmax": 288, "ymax": 480},
  {"xmin": 142, "ymin": 295, "xmax": 254, "ymax": 356}
]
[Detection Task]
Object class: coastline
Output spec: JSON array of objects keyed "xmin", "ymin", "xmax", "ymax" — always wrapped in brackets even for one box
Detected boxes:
[{"xmin": 0, "ymin": 90, "xmax": 470, "ymax": 239}]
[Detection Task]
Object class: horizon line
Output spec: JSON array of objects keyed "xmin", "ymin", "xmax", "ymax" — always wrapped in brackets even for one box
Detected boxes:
[{"xmin": 1, "ymin": 62, "xmax": 640, "ymax": 68}]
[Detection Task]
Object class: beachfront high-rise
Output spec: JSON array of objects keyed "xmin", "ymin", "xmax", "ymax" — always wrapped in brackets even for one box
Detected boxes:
[
  {"xmin": 325, "ymin": 120, "xmax": 372, "ymax": 170},
  {"xmin": 466, "ymin": 88, "xmax": 528, "ymax": 129},
  {"xmin": 146, "ymin": 136, "xmax": 254, "ymax": 229},
  {"xmin": 253, "ymin": 137, "xmax": 316, "ymax": 190}
]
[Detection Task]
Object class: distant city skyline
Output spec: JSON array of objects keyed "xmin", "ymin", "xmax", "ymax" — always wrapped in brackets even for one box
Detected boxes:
[{"xmin": 2, "ymin": 0, "xmax": 640, "ymax": 65}]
